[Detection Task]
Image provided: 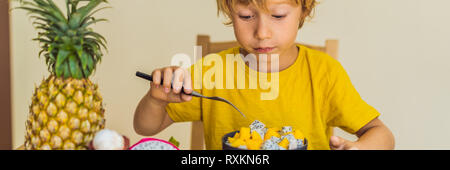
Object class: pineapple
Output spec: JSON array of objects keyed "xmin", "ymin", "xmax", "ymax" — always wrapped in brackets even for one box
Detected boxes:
[{"xmin": 18, "ymin": 0, "xmax": 109, "ymax": 150}]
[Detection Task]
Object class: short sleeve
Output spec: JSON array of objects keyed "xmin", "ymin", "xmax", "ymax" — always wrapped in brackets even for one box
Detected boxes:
[
  {"xmin": 165, "ymin": 64, "xmax": 202, "ymax": 122},
  {"xmin": 325, "ymin": 59, "xmax": 380, "ymax": 134}
]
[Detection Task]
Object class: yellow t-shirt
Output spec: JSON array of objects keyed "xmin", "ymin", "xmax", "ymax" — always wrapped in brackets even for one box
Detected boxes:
[{"xmin": 166, "ymin": 44, "xmax": 380, "ymax": 150}]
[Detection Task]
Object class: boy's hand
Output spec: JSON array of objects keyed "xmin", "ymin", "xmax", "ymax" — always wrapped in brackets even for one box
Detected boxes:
[
  {"xmin": 329, "ymin": 136, "xmax": 359, "ymax": 150},
  {"xmin": 147, "ymin": 66, "xmax": 193, "ymax": 105}
]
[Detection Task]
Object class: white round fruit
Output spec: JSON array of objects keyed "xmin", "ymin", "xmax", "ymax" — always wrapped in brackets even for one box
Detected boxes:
[{"xmin": 93, "ymin": 129, "xmax": 124, "ymax": 150}]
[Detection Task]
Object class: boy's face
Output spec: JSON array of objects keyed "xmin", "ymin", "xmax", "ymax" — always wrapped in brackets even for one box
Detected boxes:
[{"xmin": 231, "ymin": 0, "xmax": 302, "ymax": 57}]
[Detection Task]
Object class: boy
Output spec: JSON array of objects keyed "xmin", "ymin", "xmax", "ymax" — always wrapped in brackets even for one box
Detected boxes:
[{"xmin": 134, "ymin": 0, "xmax": 395, "ymax": 150}]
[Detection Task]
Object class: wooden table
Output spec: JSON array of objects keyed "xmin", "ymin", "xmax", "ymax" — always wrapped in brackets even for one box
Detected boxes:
[{"xmin": 16, "ymin": 145, "xmax": 24, "ymax": 150}]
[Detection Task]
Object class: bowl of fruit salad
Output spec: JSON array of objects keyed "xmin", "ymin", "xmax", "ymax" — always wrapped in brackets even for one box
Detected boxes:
[{"xmin": 222, "ymin": 120, "xmax": 307, "ymax": 150}]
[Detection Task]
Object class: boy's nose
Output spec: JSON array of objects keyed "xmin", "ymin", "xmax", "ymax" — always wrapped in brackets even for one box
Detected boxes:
[{"xmin": 255, "ymin": 18, "xmax": 272, "ymax": 40}]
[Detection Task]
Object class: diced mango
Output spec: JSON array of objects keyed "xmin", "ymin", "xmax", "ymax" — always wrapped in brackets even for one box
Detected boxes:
[
  {"xmin": 228, "ymin": 137, "xmax": 236, "ymax": 143},
  {"xmin": 251, "ymin": 131, "xmax": 263, "ymax": 142},
  {"xmin": 279, "ymin": 137, "xmax": 289, "ymax": 149},
  {"xmin": 230, "ymin": 138, "xmax": 246, "ymax": 148},
  {"xmin": 227, "ymin": 121, "xmax": 307, "ymax": 150},
  {"xmin": 228, "ymin": 132, "xmax": 241, "ymax": 144},
  {"xmin": 246, "ymin": 139, "xmax": 263, "ymax": 150},
  {"xmin": 233, "ymin": 132, "xmax": 240, "ymax": 139},
  {"xmin": 239, "ymin": 127, "xmax": 251, "ymax": 141},
  {"xmin": 264, "ymin": 128, "xmax": 280, "ymax": 141}
]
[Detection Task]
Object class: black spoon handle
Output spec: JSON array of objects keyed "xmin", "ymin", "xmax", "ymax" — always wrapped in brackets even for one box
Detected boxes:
[{"xmin": 136, "ymin": 71, "xmax": 202, "ymax": 97}]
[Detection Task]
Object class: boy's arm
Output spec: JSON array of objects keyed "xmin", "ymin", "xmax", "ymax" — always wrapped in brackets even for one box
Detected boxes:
[
  {"xmin": 134, "ymin": 90, "xmax": 174, "ymax": 136},
  {"xmin": 329, "ymin": 118, "xmax": 395, "ymax": 150},
  {"xmin": 134, "ymin": 67, "xmax": 193, "ymax": 136}
]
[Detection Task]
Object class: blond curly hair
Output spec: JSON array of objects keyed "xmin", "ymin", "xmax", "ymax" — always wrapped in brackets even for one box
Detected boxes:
[{"xmin": 217, "ymin": 0, "xmax": 317, "ymax": 29}]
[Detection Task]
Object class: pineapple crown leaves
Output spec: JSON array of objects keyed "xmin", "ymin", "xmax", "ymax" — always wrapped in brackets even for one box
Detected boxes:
[{"xmin": 17, "ymin": 0, "xmax": 110, "ymax": 79}]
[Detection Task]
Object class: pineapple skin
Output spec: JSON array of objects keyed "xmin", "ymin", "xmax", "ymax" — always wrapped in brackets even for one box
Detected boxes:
[{"xmin": 24, "ymin": 75, "xmax": 105, "ymax": 150}]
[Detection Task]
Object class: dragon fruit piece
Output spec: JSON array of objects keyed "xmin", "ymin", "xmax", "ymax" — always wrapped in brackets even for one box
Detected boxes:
[
  {"xmin": 250, "ymin": 120, "xmax": 266, "ymax": 131},
  {"xmin": 281, "ymin": 126, "xmax": 293, "ymax": 134},
  {"xmin": 130, "ymin": 138, "xmax": 180, "ymax": 150}
]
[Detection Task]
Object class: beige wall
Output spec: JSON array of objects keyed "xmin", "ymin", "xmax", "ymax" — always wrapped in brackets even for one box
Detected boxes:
[
  {"xmin": 303, "ymin": 0, "xmax": 450, "ymax": 149},
  {"xmin": 10, "ymin": 0, "xmax": 450, "ymax": 149}
]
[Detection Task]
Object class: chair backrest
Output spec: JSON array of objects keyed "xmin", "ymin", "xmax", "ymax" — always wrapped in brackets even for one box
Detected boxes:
[
  {"xmin": 196, "ymin": 35, "xmax": 339, "ymax": 60},
  {"xmin": 190, "ymin": 35, "xmax": 339, "ymax": 150}
]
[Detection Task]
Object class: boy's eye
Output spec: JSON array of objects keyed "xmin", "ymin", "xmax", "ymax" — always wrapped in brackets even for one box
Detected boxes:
[
  {"xmin": 239, "ymin": 15, "xmax": 253, "ymax": 20},
  {"xmin": 272, "ymin": 15, "xmax": 286, "ymax": 19}
]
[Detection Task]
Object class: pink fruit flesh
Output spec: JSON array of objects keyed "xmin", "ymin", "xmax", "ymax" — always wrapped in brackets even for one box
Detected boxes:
[{"xmin": 129, "ymin": 138, "xmax": 179, "ymax": 150}]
